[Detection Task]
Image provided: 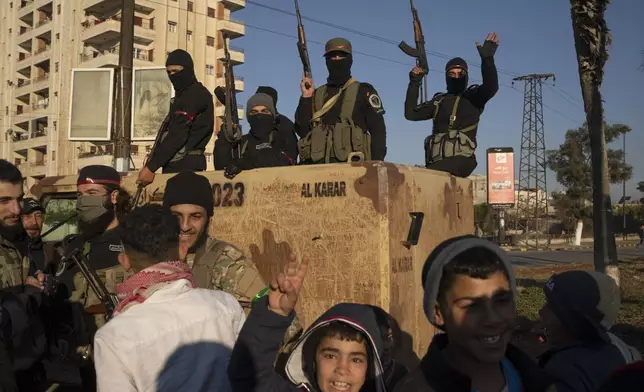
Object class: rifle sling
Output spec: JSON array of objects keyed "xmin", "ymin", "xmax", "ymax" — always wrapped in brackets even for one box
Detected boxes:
[{"xmin": 311, "ymin": 78, "xmax": 357, "ymax": 124}]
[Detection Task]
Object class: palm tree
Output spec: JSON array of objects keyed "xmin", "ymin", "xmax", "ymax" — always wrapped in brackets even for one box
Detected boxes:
[{"xmin": 569, "ymin": 0, "xmax": 620, "ymax": 284}]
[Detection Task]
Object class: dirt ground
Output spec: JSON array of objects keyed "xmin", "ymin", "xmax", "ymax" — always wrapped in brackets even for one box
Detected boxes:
[{"xmin": 511, "ymin": 261, "xmax": 644, "ymax": 359}]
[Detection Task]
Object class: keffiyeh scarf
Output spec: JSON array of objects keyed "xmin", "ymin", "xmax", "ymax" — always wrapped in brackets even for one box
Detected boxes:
[{"xmin": 113, "ymin": 261, "xmax": 195, "ymax": 316}]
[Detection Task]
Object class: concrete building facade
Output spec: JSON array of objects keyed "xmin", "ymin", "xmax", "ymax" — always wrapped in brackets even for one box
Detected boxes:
[{"xmin": 0, "ymin": 0, "xmax": 245, "ymax": 188}]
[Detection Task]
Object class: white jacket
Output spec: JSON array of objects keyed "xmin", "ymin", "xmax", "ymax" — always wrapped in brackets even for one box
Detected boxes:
[{"xmin": 93, "ymin": 279, "xmax": 245, "ymax": 392}]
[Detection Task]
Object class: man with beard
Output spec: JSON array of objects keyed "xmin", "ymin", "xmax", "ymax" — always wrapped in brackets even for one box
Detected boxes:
[
  {"xmin": 404, "ymin": 32, "xmax": 500, "ymax": 178},
  {"xmin": 20, "ymin": 198, "xmax": 50, "ymax": 276},
  {"xmin": 137, "ymin": 49, "xmax": 215, "ymax": 187},
  {"xmin": 163, "ymin": 172, "xmax": 302, "ymax": 344},
  {"xmin": 295, "ymin": 37, "xmax": 387, "ymax": 164},
  {"xmin": 0, "ymin": 160, "xmax": 29, "ymax": 291},
  {"xmin": 214, "ymin": 93, "xmax": 296, "ymax": 179}
]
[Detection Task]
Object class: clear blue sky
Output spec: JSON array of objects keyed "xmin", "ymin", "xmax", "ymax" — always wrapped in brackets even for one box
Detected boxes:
[{"xmin": 230, "ymin": 0, "xmax": 643, "ymax": 200}]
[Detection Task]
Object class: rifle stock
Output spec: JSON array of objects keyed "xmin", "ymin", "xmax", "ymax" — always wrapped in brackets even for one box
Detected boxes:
[{"xmin": 294, "ymin": 0, "xmax": 312, "ymax": 88}]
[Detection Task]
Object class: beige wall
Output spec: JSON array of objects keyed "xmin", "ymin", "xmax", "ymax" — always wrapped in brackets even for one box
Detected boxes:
[{"xmin": 0, "ymin": 0, "xmax": 245, "ymax": 184}]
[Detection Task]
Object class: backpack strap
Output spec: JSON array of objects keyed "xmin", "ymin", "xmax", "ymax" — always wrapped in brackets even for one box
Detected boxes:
[
  {"xmin": 339, "ymin": 81, "xmax": 361, "ymax": 122},
  {"xmin": 311, "ymin": 78, "xmax": 358, "ymax": 124},
  {"xmin": 192, "ymin": 239, "xmax": 231, "ymax": 289}
]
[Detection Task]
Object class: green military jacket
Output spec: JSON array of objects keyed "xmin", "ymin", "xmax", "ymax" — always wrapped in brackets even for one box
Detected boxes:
[{"xmin": 0, "ymin": 236, "xmax": 29, "ymax": 290}]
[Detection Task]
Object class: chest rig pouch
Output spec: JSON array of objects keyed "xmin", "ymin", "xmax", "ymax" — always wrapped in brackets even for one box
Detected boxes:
[
  {"xmin": 425, "ymin": 95, "xmax": 478, "ymax": 165},
  {"xmin": 239, "ymin": 129, "xmax": 278, "ymax": 157},
  {"xmin": 298, "ymin": 78, "xmax": 371, "ymax": 163}
]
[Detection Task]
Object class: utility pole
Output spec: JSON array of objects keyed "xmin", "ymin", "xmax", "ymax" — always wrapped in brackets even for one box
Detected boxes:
[
  {"xmin": 622, "ymin": 132, "xmax": 626, "ymax": 239},
  {"xmin": 114, "ymin": 0, "xmax": 135, "ymax": 173},
  {"xmin": 512, "ymin": 74, "xmax": 554, "ymax": 250}
]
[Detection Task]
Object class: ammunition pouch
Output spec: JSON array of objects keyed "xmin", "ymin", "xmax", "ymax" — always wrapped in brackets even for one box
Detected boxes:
[
  {"xmin": 299, "ymin": 78, "xmax": 371, "ymax": 163},
  {"xmin": 425, "ymin": 94, "xmax": 477, "ymax": 165}
]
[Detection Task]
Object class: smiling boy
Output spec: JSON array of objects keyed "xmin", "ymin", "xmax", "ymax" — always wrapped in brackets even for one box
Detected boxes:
[
  {"xmin": 394, "ymin": 235, "xmax": 556, "ymax": 392},
  {"xmin": 228, "ymin": 254, "xmax": 387, "ymax": 392}
]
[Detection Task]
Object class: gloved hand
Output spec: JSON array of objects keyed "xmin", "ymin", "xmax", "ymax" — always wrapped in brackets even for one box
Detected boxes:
[
  {"xmin": 224, "ymin": 164, "xmax": 243, "ymax": 180},
  {"xmin": 476, "ymin": 32, "xmax": 500, "ymax": 58},
  {"xmin": 409, "ymin": 66, "xmax": 426, "ymax": 82}
]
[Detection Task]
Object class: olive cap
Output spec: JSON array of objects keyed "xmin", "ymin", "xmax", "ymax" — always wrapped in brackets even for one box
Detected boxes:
[{"xmin": 324, "ymin": 38, "xmax": 352, "ymax": 55}]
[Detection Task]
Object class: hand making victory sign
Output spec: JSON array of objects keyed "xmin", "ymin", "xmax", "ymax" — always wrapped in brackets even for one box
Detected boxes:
[
  {"xmin": 476, "ymin": 32, "xmax": 501, "ymax": 58},
  {"xmin": 267, "ymin": 254, "xmax": 310, "ymax": 317}
]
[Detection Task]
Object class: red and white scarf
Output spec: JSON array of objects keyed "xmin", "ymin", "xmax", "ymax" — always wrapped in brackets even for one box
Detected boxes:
[{"xmin": 113, "ymin": 261, "xmax": 195, "ymax": 316}]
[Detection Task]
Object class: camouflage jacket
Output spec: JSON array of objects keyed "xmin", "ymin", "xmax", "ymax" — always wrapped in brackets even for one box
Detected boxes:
[
  {"xmin": 0, "ymin": 236, "xmax": 29, "ymax": 290},
  {"xmin": 187, "ymin": 236, "xmax": 303, "ymax": 346}
]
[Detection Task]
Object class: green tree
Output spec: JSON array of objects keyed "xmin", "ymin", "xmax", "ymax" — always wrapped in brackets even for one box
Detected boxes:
[
  {"xmin": 637, "ymin": 181, "xmax": 644, "ymax": 193},
  {"xmin": 546, "ymin": 122, "xmax": 632, "ymax": 243}
]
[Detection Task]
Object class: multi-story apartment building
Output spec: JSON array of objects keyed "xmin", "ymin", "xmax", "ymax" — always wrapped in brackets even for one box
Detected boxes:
[{"xmin": 0, "ymin": 0, "xmax": 245, "ymax": 189}]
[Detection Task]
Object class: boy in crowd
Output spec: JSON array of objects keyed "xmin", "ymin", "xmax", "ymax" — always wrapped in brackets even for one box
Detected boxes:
[
  {"xmin": 394, "ymin": 235, "xmax": 556, "ymax": 392},
  {"xmin": 537, "ymin": 270, "xmax": 638, "ymax": 391},
  {"xmin": 228, "ymin": 254, "xmax": 388, "ymax": 392},
  {"xmin": 93, "ymin": 205, "xmax": 245, "ymax": 391}
]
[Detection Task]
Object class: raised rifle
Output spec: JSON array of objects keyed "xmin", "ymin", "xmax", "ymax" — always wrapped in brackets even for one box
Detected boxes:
[
  {"xmin": 294, "ymin": 0, "xmax": 312, "ymax": 90},
  {"xmin": 220, "ymin": 32, "xmax": 243, "ymax": 159},
  {"xmin": 399, "ymin": 0, "xmax": 429, "ymax": 102},
  {"xmin": 131, "ymin": 99, "xmax": 174, "ymax": 209}
]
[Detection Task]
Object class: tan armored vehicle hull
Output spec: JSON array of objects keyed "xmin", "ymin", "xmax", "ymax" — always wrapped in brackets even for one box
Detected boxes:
[{"xmin": 31, "ymin": 161, "xmax": 473, "ymax": 359}]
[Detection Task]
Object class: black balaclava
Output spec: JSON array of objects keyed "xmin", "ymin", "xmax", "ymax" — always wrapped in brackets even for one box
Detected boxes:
[
  {"xmin": 166, "ymin": 49, "xmax": 197, "ymax": 93},
  {"xmin": 445, "ymin": 57, "xmax": 469, "ymax": 94},
  {"xmin": 246, "ymin": 93, "xmax": 276, "ymax": 141},
  {"xmin": 326, "ymin": 53, "xmax": 353, "ymax": 85}
]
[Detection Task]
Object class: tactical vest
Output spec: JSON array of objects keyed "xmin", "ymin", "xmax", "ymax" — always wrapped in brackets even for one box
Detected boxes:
[
  {"xmin": 298, "ymin": 78, "xmax": 371, "ymax": 163},
  {"xmin": 239, "ymin": 130, "xmax": 278, "ymax": 158},
  {"xmin": 425, "ymin": 95, "xmax": 478, "ymax": 165}
]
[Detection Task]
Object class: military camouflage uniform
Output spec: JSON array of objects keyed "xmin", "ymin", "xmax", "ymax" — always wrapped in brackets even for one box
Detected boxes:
[
  {"xmin": 0, "ymin": 236, "xmax": 30, "ymax": 289},
  {"xmin": 187, "ymin": 236, "xmax": 303, "ymax": 346}
]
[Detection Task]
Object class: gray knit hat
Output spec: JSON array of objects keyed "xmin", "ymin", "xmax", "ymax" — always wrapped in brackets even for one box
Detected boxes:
[
  {"xmin": 421, "ymin": 235, "xmax": 517, "ymax": 326},
  {"xmin": 246, "ymin": 93, "xmax": 276, "ymax": 119}
]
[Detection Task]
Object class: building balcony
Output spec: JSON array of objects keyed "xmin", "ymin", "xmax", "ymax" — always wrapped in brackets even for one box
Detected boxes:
[
  {"xmin": 84, "ymin": 0, "xmax": 155, "ymax": 16},
  {"xmin": 33, "ymin": 18, "xmax": 52, "ymax": 36},
  {"xmin": 14, "ymin": 80, "xmax": 32, "ymax": 95},
  {"xmin": 215, "ymin": 75, "xmax": 244, "ymax": 92},
  {"xmin": 17, "ymin": 27, "xmax": 34, "ymax": 42},
  {"xmin": 31, "ymin": 45, "xmax": 52, "ymax": 64},
  {"xmin": 217, "ymin": 19, "xmax": 245, "ymax": 39},
  {"xmin": 17, "ymin": 1, "xmax": 36, "ymax": 16},
  {"xmin": 18, "ymin": 161, "xmax": 47, "ymax": 177},
  {"xmin": 12, "ymin": 130, "xmax": 49, "ymax": 151},
  {"xmin": 31, "ymin": 74, "xmax": 50, "ymax": 90},
  {"xmin": 215, "ymin": 46, "xmax": 244, "ymax": 65},
  {"xmin": 214, "ymin": 105, "xmax": 244, "ymax": 119},
  {"xmin": 79, "ymin": 47, "xmax": 154, "ymax": 68},
  {"xmin": 82, "ymin": 17, "xmax": 155, "ymax": 46},
  {"xmin": 221, "ymin": 0, "xmax": 246, "ymax": 11},
  {"xmin": 16, "ymin": 52, "xmax": 33, "ymax": 67}
]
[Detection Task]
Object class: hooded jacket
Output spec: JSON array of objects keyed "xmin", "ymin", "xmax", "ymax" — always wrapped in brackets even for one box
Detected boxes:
[{"xmin": 228, "ymin": 296, "xmax": 387, "ymax": 392}]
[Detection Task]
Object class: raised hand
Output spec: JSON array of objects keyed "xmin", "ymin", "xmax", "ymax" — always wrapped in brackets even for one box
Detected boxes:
[
  {"xmin": 267, "ymin": 254, "xmax": 310, "ymax": 317},
  {"xmin": 476, "ymin": 32, "xmax": 500, "ymax": 58},
  {"xmin": 300, "ymin": 74, "xmax": 315, "ymax": 98}
]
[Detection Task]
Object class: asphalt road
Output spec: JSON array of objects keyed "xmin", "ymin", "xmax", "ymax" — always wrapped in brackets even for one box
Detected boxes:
[{"xmin": 509, "ymin": 246, "xmax": 644, "ymax": 267}]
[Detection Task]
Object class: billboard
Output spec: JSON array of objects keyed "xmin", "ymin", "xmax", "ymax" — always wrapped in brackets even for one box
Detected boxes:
[
  {"xmin": 131, "ymin": 67, "xmax": 174, "ymax": 141},
  {"xmin": 68, "ymin": 68, "xmax": 114, "ymax": 141},
  {"xmin": 487, "ymin": 147, "xmax": 515, "ymax": 207}
]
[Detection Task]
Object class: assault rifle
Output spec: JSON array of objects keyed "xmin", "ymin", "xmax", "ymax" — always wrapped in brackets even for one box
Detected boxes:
[
  {"xmin": 132, "ymin": 99, "xmax": 174, "ymax": 209},
  {"xmin": 220, "ymin": 32, "xmax": 243, "ymax": 159},
  {"xmin": 294, "ymin": 0, "xmax": 312, "ymax": 89},
  {"xmin": 55, "ymin": 234, "xmax": 119, "ymax": 322},
  {"xmin": 399, "ymin": 0, "xmax": 429, "ymax": 102}
]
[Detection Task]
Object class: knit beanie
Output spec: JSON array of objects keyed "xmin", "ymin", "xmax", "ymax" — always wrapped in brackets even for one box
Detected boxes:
[
  {"xmin": 163, "ymin": 172, "xmax": 214, "ymax": 216},
  {"xmin": 246, "ymin": 93, "xmax": 276, "ymax": 119}
]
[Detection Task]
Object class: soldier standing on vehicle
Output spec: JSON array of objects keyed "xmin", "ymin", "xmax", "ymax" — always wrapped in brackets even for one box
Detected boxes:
[
  {"xmin": 215, "ymin": 93, "xmax": 297, "ymax": 179},
  {"xmin": 256, "ymin": 86, "xmax": 299, "ymax": 152},
  {"xmin": 295, "ymin": 38, "xmax": 387, "ymax": 164},
  {"xmin": 162, "ymin": 172, "xmax": 302, "ymax": 344},
  {"xmin": 137, "ymin": 49, "xmax": 215, "ymax": 186},
  {"xmin": 405, "ymin": 33, "xmax": 500, "ymax": 178}
]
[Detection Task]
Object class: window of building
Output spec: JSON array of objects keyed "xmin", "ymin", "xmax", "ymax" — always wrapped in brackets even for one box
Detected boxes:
[
  {"xmin": 57, "ymin": 4, "xmax": 61, "ymax": 14},
  {"xmin": 207, "ymin": 36, "xmax": 215, "ymax": 47},
  {"xmin": 186, "ymin": 30, "xmax": 192, "ymax": 41},
  {"xmin": 187, "ymin": 1, "xmax": 194, "ymax": 12},
  {"xmin": 207, "ymin": 7, "xmax": 215, "ymax": 18},
  {"xmin": 52, "ymin": 150, "xmax": 55, "ymax": 161},
  {"xmin": 168, "ymin": 21, "xmax": 177, "ymax": 33},
  {"xmin": 55, "ymin": 62, "xmax": 59, "ymax": 72},
  {"xmin": 4, "ymin": 107, "xmax": 8, "ymax": 115},
  {"xmin": 8, "ymin": 28, "xmax": 11, "ymax": 35},
  {"xmin": 56, "ymin": 33, "xmax": 59, "ymax": 40},
  {"xmin": 206, "ymin": 64, "xmax": 214, "ymax": 75},
  {"xmin": 131, "ymin": 145, "xmax": 139, "ymax": 154}
]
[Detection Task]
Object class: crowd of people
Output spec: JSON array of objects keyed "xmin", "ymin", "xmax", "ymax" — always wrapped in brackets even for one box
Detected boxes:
[{"xmin": 0, "ymin": 157, "xmax": 642, "ymax": 391}]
